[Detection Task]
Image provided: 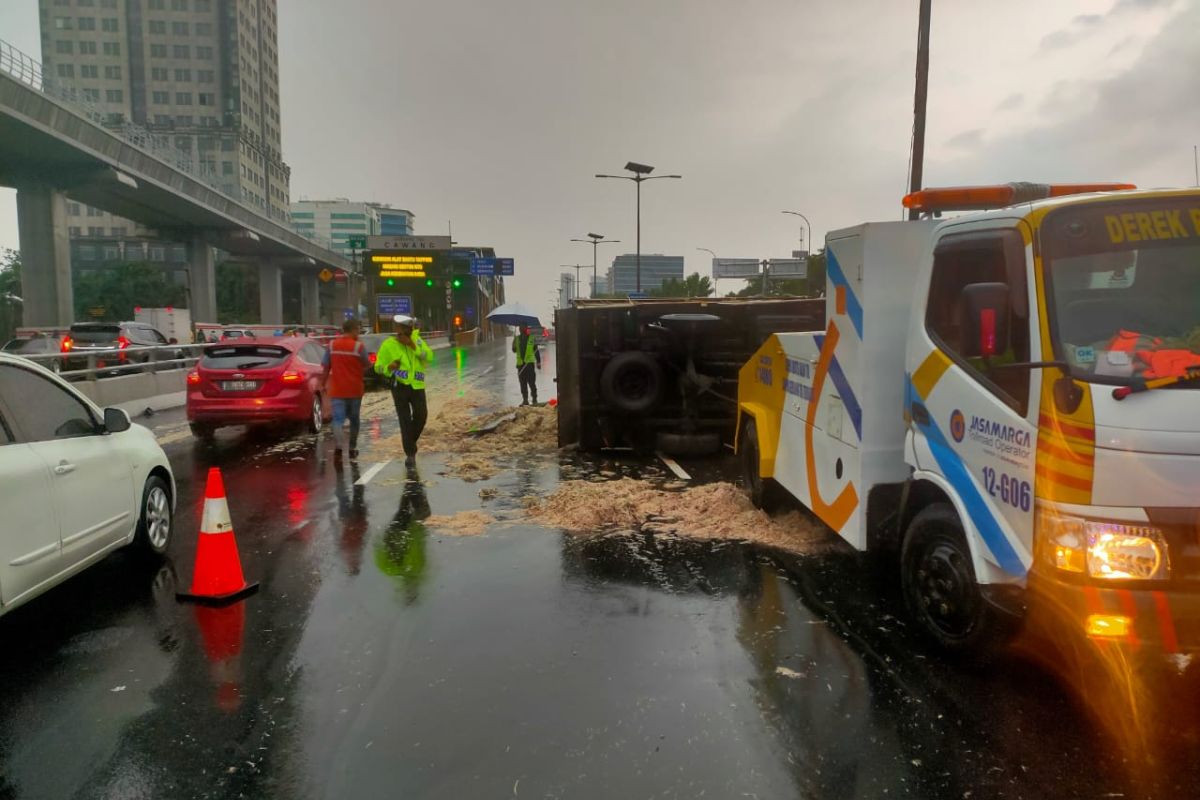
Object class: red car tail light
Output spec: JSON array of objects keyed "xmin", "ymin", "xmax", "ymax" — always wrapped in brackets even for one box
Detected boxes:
[
  {"xmin": 368, "ymin": 353, "xmax": 377, "ymax": 364},
  {"xmin": 117, "ymin": 335, "xmax": 131, "ymax": 349},
  {"xmin": 60, "ymin": 337, "xmax": 73, "ymax": 352},
  {"xmin": 187, "ymin": 371, "xmax": 201, "ymax": 385},
  {"xmin": 281, "ymin": 370, "xmax": 303, "ymax": 383}
]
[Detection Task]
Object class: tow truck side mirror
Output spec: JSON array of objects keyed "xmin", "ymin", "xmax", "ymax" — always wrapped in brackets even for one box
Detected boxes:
[{"xmin": 959, "ymin": 282, "xmax": 1010, "ymax": 358}]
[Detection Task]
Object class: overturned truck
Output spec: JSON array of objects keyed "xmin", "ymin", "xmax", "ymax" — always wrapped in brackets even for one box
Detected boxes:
[{"xmin": 555, "ymin": 297, "xmax": 823, "ymax": 455}]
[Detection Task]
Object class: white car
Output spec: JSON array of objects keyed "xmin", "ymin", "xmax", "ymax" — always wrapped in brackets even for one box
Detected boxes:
[{"xmin": 0, "ymin": 352, "xmax": 175, "ymax": 618}]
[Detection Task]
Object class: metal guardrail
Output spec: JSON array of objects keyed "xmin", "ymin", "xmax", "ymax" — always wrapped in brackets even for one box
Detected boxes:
[
  {"xmin": 18, "ymin": 342, "xmax": 206, "ymax": 381},
  {"xmin": 0, "ymin": 38, "xmax": 338, "ymax": 253}
]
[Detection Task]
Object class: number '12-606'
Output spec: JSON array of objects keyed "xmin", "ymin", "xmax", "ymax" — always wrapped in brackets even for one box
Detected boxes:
[{"xmin": 981, "ymin": 466, "xmax": 1031, "ymax": 512}]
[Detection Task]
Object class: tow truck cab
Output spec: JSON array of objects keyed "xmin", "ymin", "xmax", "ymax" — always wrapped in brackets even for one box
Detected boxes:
[{"xmin": 738, "ymin": 184, "xmax": 1200, "ymax": 655}]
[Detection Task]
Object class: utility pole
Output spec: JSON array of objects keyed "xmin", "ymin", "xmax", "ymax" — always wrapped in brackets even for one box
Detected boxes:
[
  {"xmin": 1194, "ymin": 145, "xmax": 1198, "ymax": 187},
  {"xmin": 908, "ymin": 0, "xmax": 932, "ymax": 220}
]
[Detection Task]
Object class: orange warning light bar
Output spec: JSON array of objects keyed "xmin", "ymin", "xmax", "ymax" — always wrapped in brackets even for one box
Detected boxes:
[{"xmin": 902, "ymin": 182, "xmax": 1136, "ymax": 214}]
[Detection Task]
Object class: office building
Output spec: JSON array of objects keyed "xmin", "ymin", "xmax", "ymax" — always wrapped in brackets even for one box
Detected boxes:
[
  {"xmin": 606, "ymin": 254, "xmax": 684, "ymax": 295},
  {"xmin": 558, "ymin": 271, "xmax": 575, "ymax": 309},
  {"xmin": 40, "ymin": 0, "xmax": 291, "ymax": 264},
  {"xmin": 372, "ymin": 205, "xmax": 414, "ymax": 236},
  {"xmin": 290, "ymin": 199, "xmax": 416, "ymax": 260}
]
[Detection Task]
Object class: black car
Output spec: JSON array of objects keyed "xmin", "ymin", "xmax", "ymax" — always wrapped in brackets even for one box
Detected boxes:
[
  {"xmin": 64, "ymin": 322, "xmax": 187, "ymax": 376},
  {"xmin": 1, "ymin": 334, "xmax": 71, "ymax": 375},
  {"xmin": 360, "ymin": 333, "xmax": 391, "ymax": 388}
]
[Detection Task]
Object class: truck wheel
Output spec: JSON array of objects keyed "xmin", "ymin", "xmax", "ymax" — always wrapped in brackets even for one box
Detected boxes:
[
  {"xmin": 741, "ymin": 418, "xmax": 783, "ymax": 512},
  {"xmin": 599, "ymin": 351, "xmax": 663, "ymax": 414},
  {"xmin": 656, "ymin": 430, "xmax": 721, "ymax": 457},
  {"xmin": 901, "ymin": 504, "xmax": 1011, "ymax": 655}
]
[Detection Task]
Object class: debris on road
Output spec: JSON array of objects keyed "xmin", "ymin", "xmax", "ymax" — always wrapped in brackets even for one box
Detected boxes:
[
  {"xmin": 524, "ymin": 478, "xmax": 829, "ymax": 554},
  {"xmin": 424, "ymin": 510, "xmax": 494, "ymax": 537},
  {"xmin": 371, "ymin": 393, "xmax": 557, "ymax": 480}
]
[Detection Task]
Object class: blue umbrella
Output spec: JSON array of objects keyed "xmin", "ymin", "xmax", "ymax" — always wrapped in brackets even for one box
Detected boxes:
[{"xmin": 487, "ymin": 301, "xmax": 542, "ymax": 328}]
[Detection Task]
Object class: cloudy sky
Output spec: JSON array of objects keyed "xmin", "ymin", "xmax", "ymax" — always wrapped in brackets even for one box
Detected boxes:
[{"xmin": 0, "ymin": 0, "xmax": 1194, "ymax": 319}]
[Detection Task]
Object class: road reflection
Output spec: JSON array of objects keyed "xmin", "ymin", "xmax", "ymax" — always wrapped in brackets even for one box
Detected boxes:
[{"xmin": 374, "ymin": 466, "xmax": 431, "ymax": 604}]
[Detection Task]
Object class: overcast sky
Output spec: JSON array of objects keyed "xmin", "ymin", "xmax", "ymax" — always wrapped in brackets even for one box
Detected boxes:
[{"xmin": 0, "ymin": 0, "xmax": 1194, "ymax": 320}]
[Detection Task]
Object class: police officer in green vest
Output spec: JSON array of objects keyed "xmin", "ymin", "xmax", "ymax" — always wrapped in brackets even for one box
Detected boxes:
[
  {"xmin": 375, "ymin": 314, "xmax": 435, "ymax": 465},
  {"xmin": 512, "ymin": 324, "xmax": 542, "ymax": 406}
]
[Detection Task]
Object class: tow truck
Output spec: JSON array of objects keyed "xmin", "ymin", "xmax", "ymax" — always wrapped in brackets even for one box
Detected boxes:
[{"xmin": 737, "ymin": 182, "xmax": 1200, "ymax": 659}]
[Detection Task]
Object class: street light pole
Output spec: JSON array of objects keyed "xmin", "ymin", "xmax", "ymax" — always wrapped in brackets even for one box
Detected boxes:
[
  {"xmin": 571, "ymin": 235, "xmax": 619, "ymax": 297},
  {"xmin": 781, "ymin": 211, "xmax": 812, "ymax": 256},
  {"xmin": 596, "ymin": 162, "xmax": 682, "ymax": 292}
]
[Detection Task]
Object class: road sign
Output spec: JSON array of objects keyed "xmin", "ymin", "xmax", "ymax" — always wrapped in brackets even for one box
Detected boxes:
[
  {"xmin": 470, "ymin": 256, "xmax": 496, "ymax": 276},
  {"xmin": 712, "ymin": 258, "xmax": 761, "ymax": 279},
  {"xmin": 627, "ymin": 292, "xmax": 648, "ymax": 300},
  {"xmin": 346, "ymin": 236, "xmax": 367, "ymax": 250},
  {"xmin": 376, "ymin": 294, "xmax": 413, "ymax": 317},
  {"xmin": 318, "ymin": 268, "xmax": 334, "ymax": 283},
  {"xmin": 496, "ymin": 257, "xmax": 514, "ymax": 276},
  {"xmin": 766, "ymin": 258, "xmax": 807, "ymax": 277},
  {"xmin": 87, "ymin": 306, "xmax": 106, "ymax": 318},
  {"xmin": 367, "ymin": 235, "xmax": 451, "ymax": 251}
]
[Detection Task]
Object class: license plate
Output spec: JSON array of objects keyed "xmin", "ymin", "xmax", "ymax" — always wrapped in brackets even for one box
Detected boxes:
[{"xmin": 221, "ymin": 380, "xmax": 258, "ymax": 392}]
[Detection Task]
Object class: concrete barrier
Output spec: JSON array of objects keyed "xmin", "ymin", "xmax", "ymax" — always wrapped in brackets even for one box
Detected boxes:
[{"xmin": 75, "ymin": 368, "xmax": 187, "ymax": 408}]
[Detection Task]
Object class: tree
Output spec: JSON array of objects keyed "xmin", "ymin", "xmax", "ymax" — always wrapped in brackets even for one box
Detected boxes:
[
  {"xmin": 649, "ymin": 272, "xmax": 714, "ymax": 298},
  {"xmin": 215, "ymin": 262, "xmax": 260, "ymax": 324},
  {"xmin": 0, "ymin": 249, "xmax": 21, "ymax": 341},
  {"xmin": 73, "ymin": 261, "xmax": 187, "ymax": 321}
]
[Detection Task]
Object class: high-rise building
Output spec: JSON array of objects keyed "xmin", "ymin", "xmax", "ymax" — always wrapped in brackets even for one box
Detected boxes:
[
  {"xmin": 558, "ymin": 271, "xmax": 575, "ymax": 309},
  {"xmin": 289, "ymin": 200, "xmax": 416, "ymax": 260},
  {"xmin": 370, "ymin": 205, "xmax": 414, "ymax": 237},
  {"xmin": 606, "ymin": 254, "xmax": 684, "ymax": 295},
  {"xmin": 39, "ymin": 0, "xmax": 291, "ymax": 247}
]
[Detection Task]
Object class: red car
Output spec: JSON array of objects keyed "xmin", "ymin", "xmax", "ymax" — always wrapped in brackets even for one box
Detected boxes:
[{"xmin": 186, "ymin": 337, "xmax": 331, "ymax": 439}]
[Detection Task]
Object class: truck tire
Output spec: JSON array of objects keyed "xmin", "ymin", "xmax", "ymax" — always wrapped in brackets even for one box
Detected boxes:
[
  {"xmin": 741, "ymin": 418, "xmax": 784, "ymax": 512},
  {"xmin": 599, "ymin": 351, "xmax": 663, "ymax": 414},
  {"xmin": 900, "ymin": 503, "xmax": 1014, "ymax": 656},
  {"xmin": 656, "ymin": 430, "xmax": 721, "ymax": 457}
]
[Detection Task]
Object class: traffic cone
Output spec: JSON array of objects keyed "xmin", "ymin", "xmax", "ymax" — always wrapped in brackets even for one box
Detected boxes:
[{"xmin": 177, "ymin": 467, "xmax": 259, "ymax": 605}]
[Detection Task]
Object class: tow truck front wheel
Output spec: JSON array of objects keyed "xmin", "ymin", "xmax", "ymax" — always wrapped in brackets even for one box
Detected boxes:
[
  {"xmin": 901, "ymin": 504, "xmax": 1010, "ymax": 655},
  {"xmin": 741, "ymin": 418, "xmax": 783, "ymax": 512}
]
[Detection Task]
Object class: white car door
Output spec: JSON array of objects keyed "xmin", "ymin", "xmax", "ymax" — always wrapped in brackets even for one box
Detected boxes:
[
  {"xmin": 0, "ymin": 409, "xmax": 61, "ymax": 609},
  {"xmin": 0, "ymin": 362, "xmax": 134, "ymax": 568}
]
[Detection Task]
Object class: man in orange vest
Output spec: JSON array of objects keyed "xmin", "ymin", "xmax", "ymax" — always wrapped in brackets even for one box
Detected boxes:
[{"xmin": 322, "ymin": 318, "xmax": 370, "ymax": 458}]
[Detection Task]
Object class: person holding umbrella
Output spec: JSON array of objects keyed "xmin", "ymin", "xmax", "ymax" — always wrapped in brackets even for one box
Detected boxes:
[
  {"xmin": 374, "ymin": 314, "xmax": 435, "ymax": 466},
  {"xmin": 486, "ymin": 301, "xmax": 544, "ymax": 406},
  {"xmin": 512, "ymin": 323, "xmax": 542, "ymax": 405}
]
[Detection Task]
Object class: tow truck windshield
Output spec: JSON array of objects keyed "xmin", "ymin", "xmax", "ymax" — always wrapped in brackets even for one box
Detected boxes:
[{"xmin": 1043, "ymin": 198, "xmax": 1200, "ymax": 388}]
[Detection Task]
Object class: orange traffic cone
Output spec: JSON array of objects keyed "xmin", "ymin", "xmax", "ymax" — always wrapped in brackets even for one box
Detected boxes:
[{"xmin": 177, "ymin": 467, "xmax": 259, "ymax": 604}]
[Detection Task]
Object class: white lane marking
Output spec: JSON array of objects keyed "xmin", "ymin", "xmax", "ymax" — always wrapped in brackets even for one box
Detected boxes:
[
  {"xmin": 656, "ymin": 451, "xmax": 691, "ymax": 481},
  {"xmin": 355, "ymin": 460, "xmax": 392, "ymax": 486}
]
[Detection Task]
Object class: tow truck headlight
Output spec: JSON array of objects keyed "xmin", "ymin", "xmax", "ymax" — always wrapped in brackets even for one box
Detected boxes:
[{"xmin": 1036, "ymin": 503, "xmax": 1169, "ymax": 581}]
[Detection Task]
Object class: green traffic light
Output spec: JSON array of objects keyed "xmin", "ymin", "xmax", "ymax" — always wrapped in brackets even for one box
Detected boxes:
[
  {"xmin": 452, "ymin": 277, "xmax": 463, "ymax": 288},
  {"xmin": 425, "ymin": 278, "xmax": 434, "ymax": 287},
  {"xmin": 386, "ymin": 278, "xmax": 395, "ymax": 287}
]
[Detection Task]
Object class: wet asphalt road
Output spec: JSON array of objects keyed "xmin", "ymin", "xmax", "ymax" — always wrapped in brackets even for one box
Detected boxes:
[{"xmin": 1, "ymin": 340, "xmax": 1197, "ymax": 799}]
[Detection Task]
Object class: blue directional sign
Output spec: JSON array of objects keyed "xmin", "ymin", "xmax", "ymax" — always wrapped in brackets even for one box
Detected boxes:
[
  {"xmin": 470, "ymin": 256, "xmax": 496, "ymax": 276},
  {"xmin": 376, "ymin": 294, "xmax": 413, "ymax": 316},
  {"xmin": 496, "ymin": 257, "xmax": 515, "ymax": 276}
]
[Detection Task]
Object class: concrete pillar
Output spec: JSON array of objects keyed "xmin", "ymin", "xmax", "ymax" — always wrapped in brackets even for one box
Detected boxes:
[
  {"xmin": 16, "ymin": 184, "xmax": 73, "ymax": 327},
  {"xmin": 187, "ymin": 237, "xmax": 217, "ymax": 324},
  {"xmin": 258, "ymin": 261, "xmax": 283, "ymax": 325},
  {"xmin": 300, "ymin": 271, "xmax": 320, "ymax": 325}
]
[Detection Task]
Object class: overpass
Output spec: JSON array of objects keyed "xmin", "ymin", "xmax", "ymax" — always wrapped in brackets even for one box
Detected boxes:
[{"xmin": 0, "ymin": 40, "xmax": 352, "ymax": 327}]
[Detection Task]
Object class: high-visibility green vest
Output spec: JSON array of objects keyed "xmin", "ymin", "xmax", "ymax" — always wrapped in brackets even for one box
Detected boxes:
[
  {"xmin": 514, "ymin": 335, "xmax": 536, "ymax": 367},
  {"xmin": 375, "ymin": 333, "xmax": 434, "ymax": 389}
]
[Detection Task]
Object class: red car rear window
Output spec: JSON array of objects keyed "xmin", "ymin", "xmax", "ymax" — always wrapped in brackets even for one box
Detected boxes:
[{"xmin": 201, "ymin": 345, "xmax": 290, "ymax": 370}]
